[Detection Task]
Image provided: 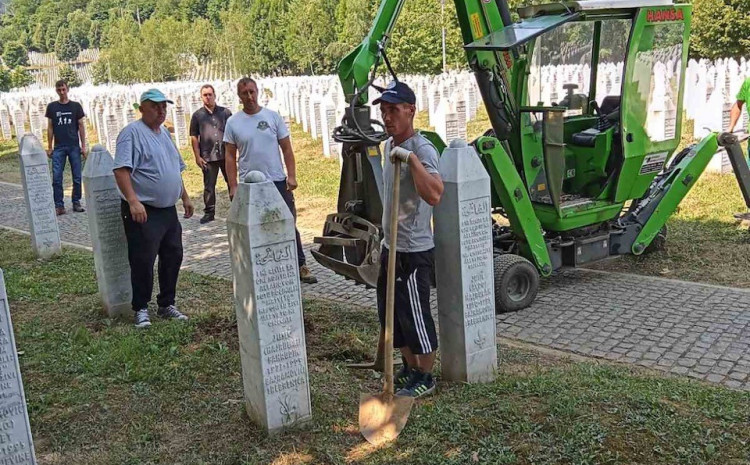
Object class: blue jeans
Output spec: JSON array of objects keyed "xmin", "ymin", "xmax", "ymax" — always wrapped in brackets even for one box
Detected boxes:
[{"xmin": 51, "ymin": 145, "xmax": 82, "ymax": 208}]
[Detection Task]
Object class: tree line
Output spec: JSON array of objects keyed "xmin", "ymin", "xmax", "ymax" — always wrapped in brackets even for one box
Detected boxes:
[{"xmin": 0, "ymin": 0, "xmax": 747, "ymax": 87}]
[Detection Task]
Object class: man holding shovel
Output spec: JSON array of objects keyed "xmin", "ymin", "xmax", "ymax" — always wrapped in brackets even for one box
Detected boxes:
[{"xmin": 376, "ymin": 81, "xmax": 443, "ymax": 398}]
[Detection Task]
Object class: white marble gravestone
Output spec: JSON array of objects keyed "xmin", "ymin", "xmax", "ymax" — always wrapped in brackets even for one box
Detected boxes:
[
  {"xmin": 434, "ymin": 140, "xmax": 497, "ymax": 383},
  {"xmin": 227, "ymin": 171, "xmax": 312, "ymax": 434},
  {"xmin": 0, "ymin": 270, "xmax": 37, "ymax": 465},
  {"xmin": 104, "ymin": 113, "xmax": 119, "ymax": 153},
  {"xmin": 19, "ymin": 135, "xmax": 62, "ymax": 259},
  {"xmin": 83, "ymin": 145, "xmax": 132, "ymax": 318},
  {"xmin": 172, "ymin": 104, "xmax": 189, "ymax": 148},
  {"xmin": 0, "ymin": 107, "xmax": 12, "ymax": 140},
  {"xmin": 12, "ymin": 111, "xmax": 25, "ymax": 141}
]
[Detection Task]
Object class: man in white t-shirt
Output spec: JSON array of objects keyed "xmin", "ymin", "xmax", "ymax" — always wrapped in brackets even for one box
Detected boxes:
[{"xmin": 224, "ymin": 77, "xmax": 317, "ymax": 284}]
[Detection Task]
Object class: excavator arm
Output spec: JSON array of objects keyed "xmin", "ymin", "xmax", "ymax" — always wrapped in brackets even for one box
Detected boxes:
[{"xmin": 314, "ymin": 0, "xmax": 544, "ymax": 287}]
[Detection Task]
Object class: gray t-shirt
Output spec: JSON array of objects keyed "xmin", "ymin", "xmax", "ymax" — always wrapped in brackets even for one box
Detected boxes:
[
  {"xmin": 223, "ymin": 107, "xmax": 290, "ymax": 182},
  {"xmin": 113, "ymin": 120, "xmax": 186, "ymax": 208},
  {"xmin": 382, "ymin": 132, "xmax": 440, "ymax": 252}
]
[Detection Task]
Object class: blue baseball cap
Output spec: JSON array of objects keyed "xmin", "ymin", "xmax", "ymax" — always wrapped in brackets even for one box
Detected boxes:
[
  {"xmin": 373, "ymin": 80, "xmax": 416, "ymax": 105},
  {"xmin": 136, "ymin": 88, "xmax": 174, "ymax": 107}
]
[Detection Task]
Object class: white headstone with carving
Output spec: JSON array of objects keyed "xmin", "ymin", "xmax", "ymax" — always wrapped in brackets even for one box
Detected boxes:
[
  {"xmin": 0, "ymin": 269, "xmax": 38, "ymax": 465},
  {"xmin": 83, "ymin": 145, "xmax": 132, "ymax": 318},
  {"xmin": 434, "ymin": 140, "xmax": 497, "ymax": 383},
  {"xmin": 19, "ymin": 135, "xmax": 62, "ymax": 259},
  {"xmin": 226, "ymin": 171, "xmax": 312, "ymax": 434}
]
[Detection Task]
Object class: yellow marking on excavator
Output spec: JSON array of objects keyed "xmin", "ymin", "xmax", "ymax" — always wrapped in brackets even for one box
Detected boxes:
[{"xmin": 470, "ymin": 13, "xmax": 484, "ymax": 39}]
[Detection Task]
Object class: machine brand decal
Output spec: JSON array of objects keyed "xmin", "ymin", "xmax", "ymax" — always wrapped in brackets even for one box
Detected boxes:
[
  {"xmin": 470, "ymin": 13, "xmax": 484, "ymax": 39},
  {"xmin": 502, "ymin": 51, "xmax": 513, "ymax": 69},
  {"xmin": 367, "ymin": 146, "xmax": 379, "ymax": 157},
  {"xmin": 646, "ymin": 9, "xmax": 684, "ymax": 22},
  {"xmin": 639, "ymin": 152, "xmax": 668, "ymax": 175}
]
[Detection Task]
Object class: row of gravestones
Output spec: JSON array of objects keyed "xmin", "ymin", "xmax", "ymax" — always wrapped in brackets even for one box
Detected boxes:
[
  {"xmin": 8, "ymin": 132, "xmax": 498, "ymax": 450},
  {"xmin": 0, "ymin": 71, "xmax": 484, "ymax": 163}
]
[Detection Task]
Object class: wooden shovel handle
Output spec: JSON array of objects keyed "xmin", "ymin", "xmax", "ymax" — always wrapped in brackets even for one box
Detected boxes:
[{"xmin": 384, "ymin": 159, "xmax": 401, "ymax": 396}]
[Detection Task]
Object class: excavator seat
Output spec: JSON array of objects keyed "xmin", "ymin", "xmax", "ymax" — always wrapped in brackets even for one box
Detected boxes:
[{"xmin": 570, "ymin": 96, "xmax": 621, "ymax": 147}]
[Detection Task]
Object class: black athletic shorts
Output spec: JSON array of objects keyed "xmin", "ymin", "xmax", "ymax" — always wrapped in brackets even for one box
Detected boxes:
[{"xmin": 377, "ymin": 247, "xmax": 438, "ymax": 355}]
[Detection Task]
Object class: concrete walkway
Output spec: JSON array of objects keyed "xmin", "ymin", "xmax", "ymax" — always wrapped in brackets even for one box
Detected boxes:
[{"xmin": 2, "ymin": 181, "xmax": 750, "ymax": 391}]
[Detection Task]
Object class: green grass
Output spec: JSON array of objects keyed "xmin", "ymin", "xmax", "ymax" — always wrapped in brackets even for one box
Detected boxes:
[{"xmin": 1, "ymin": 229, "xmax": 750, "ymax": 464}]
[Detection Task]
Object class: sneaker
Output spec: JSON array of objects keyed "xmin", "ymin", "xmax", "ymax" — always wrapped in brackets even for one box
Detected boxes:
[
  {"xmin": 299, "ymin": 265, "xmax": 318, "ymax": 284},
  {"xmin": 394, "ymin": 364, "xmax": 411, "ymax": 390},
  {"xmin": 55, "ymin": 207, "xmax": 66, "ymax": 216},
  {"xmin": 72, "ymin": 203, "xmax": 85, "ymax": 213},
  {"xmin": 199, "ymin": 213, "xmax": 215, "ymax": 224},
  {"xmin": 396, "ymin": 369, "xmax": 436, "ymax": 398},
  {"xmin": 134, "ymin": 309, "xmax": 151, "ymax": 328},
  {"xmin": 157, "ymin": 305, "xmax": 188, "ymax": 321}
]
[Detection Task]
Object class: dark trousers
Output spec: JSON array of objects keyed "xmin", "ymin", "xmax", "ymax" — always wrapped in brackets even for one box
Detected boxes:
[
  {"xmin": 202, "ymin": 159, "xmax": 229, "ymax": 214},
  {"xmin": 274, "ymin": 180, "xmax": 306, "ymax": 266},
  {"xmin": 121, "ymin": 200, "xmax": 184, "ymax": 312},
  {"xmin": 51, "ymin": 145, "xmax": 82, "ymax": 208}
]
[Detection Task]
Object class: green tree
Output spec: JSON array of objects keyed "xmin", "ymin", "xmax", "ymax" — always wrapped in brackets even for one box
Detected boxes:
[
  {"xmin": 284, "ymin": 0, "xmax": 338, "ymax": 74},
  {"xmin": 58, "ymin": 64, "xmax": 83, "ymax": 87},
  {"xmin": 387, "ymin": 0, "xmax": 445, "ymax": 74},
  {"xmin": 2, "ymin": 41, "xmax": 28, "ymax": 67},
  {"xmin": 227, "ymin": 0, "xmax": 291, "ymax": 75},
  {"xmin": 691, "ymin": 0, "xmax": 750, "ymax": 59},
  {"xmin": 67, "ymin": 9, "xmax": 92, "ymax": 50},
  {"xmin": 91, "ymin": 56, "xmax": 111, "ymax": 84},
  {"xmin": 0, "ymin": 67, "xmax": 11, "ymax": 92},
  {"xmin": 9, "ymin": 66, "xmax": 33, "ymax": 88},
  {"xmin": 55, "ymin": 28, "xmax": 80, "ymax": 62}
]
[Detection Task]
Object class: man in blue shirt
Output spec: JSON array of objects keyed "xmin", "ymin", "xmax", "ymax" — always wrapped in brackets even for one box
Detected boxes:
[
  {"xmin": 113, "ymin": 89, "xmax": 195, "ymax": 329},
  {"xmin": 45, "ymin": 79, "xmax": 86, "ymax": 216}
]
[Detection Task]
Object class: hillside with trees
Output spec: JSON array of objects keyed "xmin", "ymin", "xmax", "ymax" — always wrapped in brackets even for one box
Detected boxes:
[{"xmin": 0, "ymin": 0, "xmax": 748, "ymax": 86}]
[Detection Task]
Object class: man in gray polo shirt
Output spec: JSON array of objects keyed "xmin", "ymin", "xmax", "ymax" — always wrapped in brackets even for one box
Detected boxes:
[
  {"xmin": 375, "ymin": 81, "xmax": 443, "ymax": 398},
  {"xmin": 113, "ymin": 88, "xmax": 195, "ymax": 328}
]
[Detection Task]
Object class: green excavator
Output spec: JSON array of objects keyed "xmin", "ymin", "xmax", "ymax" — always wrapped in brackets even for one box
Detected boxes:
[{"xmin": 311, "ymin": 0, "xmax": 750, "ymax": 313}]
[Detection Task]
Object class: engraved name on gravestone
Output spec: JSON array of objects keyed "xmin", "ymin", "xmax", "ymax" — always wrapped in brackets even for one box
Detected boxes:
[
  {"xmin": 83, "ymin": 145, "xmax": 132, "ymax": 318},
  {"xmin": 434, "ymin": 140, "xmax": 497, "ymax": 383},
  {"xmin": 227, "ymin": 171, "xmax": 312, "ymax": 434},
  {"xmin": 0, "ymin": 270, "xmax": 38, "ymax": 465},
  {"xmin": 19, "ymin": 135, "xmax": 61, "ymax": 259}
]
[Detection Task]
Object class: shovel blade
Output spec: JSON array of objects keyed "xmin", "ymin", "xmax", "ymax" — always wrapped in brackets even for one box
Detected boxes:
[{"xmin": 359, "ymin": 392, "xmax": 414, "ymax": 445}]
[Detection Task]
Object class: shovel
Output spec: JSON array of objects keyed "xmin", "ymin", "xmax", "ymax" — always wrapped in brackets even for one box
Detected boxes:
[{"xmin": 359, "ymin": 158, "xmax": 414, "ymax": 445}]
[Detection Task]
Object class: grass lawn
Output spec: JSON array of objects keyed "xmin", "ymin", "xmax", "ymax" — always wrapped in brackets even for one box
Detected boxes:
[
  {"xmin": 1, "ymin": 229, "xmax": 749, "ymax": 464},
  {"xmin": 1, "ymin": 113, "xmax": 749, "ymax": 288}
]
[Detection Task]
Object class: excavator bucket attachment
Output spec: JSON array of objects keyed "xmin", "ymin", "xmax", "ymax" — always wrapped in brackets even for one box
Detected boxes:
[
  {"xmin": 313, "ymin": 133, "xmax": 385, "ymax": 289},
  {"xmin": 311, "ymin": 213, "xmax": 381, "ymax": 288}
]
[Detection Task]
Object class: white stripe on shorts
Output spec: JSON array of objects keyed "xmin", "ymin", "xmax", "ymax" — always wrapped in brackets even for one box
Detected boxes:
[{"xmin": 407, "ymin": 270, "xmax": 431, "ymax": 353}]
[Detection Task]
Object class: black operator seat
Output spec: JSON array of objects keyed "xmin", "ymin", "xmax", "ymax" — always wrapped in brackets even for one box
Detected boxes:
[{"xmin": 570, "ymin": 95, "xmax": 621, "ymax": 147}]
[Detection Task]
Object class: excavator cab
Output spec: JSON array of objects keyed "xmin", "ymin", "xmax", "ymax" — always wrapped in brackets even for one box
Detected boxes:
[{"xmin": 313, "ymin": 0, "xmax": 750, "ymax": 309}]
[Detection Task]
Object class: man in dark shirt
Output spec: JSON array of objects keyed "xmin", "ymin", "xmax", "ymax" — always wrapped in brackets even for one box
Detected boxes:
[
  {"xmin": 189, "ymin": 84, "xmax": 232, "ymax": 224},
  {"xmin": 45, "ymin": 79, "xmax": 87, "ymax": 215}
]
